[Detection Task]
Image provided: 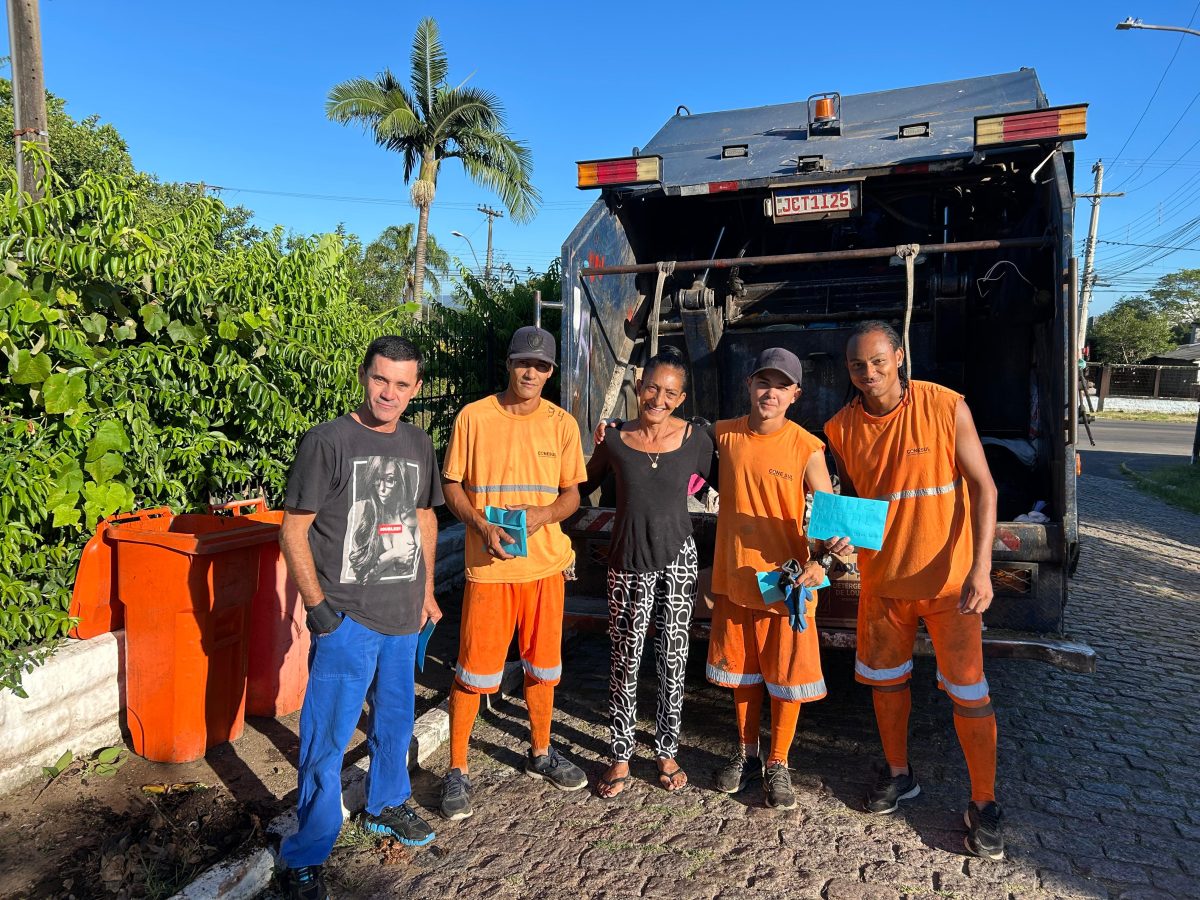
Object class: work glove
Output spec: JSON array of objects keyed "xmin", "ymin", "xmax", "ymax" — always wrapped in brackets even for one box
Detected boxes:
[{"xmin": 778, "ymin": 558, "xmax": 811, "ymax": 633}]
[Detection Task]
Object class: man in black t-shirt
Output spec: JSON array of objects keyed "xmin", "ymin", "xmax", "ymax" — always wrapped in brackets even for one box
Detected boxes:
[{"xmin": 277, "ymin": 336, "xmax": 443, "ymax": 900}]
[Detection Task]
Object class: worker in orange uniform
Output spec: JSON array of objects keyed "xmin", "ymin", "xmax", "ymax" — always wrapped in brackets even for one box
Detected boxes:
[
  {"xmin": 438, "ymin": 326, "xmax": 588, "ymax": 821},
  {"xmin": 706, "ymin": 347, "xmax": 849, "ymax": 810},
  {"xmin": 824, "ymin": 320, "xmax": 1003, "ymax": 860}
]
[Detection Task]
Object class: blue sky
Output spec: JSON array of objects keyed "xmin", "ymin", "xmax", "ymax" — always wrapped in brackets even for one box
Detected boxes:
[{"xmin": 6, "ymin": 0, "xmax": 1200, "ymax": 314}]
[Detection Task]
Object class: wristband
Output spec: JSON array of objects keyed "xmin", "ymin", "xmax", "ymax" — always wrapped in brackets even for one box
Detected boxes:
[
  {"xmin": 816, "ymin": 553, "xmax": 835, "ymax": 572},
  {"xmin": 305, "ymin": 600, "xmax": 343, "ymax": 635}
]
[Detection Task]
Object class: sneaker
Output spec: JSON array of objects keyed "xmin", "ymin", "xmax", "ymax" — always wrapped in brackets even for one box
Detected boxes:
[
  {"xmin": 282, "ymin": 865, "xmax": 327, "ymax": 900},
  {"xmin": 361, "ymin": 802, "xmax": 436, "ymax": 846},
  {"xmin": 440, "ymin": 768, "xmax": 474, "ymax": 821},
  {"xmin": 524, "ymin": 746, "xmax": 587, "ymax": 791},
  {"xmin": 714, "ymin": 753, "xmax": 764, "ymax": 794},
  {"xmin": 964, "ymin": 801, "xmax": 1005, "ymax": 860},
  {"xmin": 764, "ymin": 761, "xmax": 796, "ymax": 810},
  {"xmin": 864, "ymin": 763, "xmax": 921, "ymax": 814}
]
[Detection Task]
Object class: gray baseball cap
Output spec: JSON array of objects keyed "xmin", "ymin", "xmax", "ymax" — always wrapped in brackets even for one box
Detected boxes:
[
  {"xmin": 750, "ymin": 347, "xmax": 803, "ymax": 386},
  {"xmin": 507, "ymin": 326, "xmax": 557, "ymax": 366}
]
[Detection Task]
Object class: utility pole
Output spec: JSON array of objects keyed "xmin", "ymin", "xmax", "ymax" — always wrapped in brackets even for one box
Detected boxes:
[
  {"xmin": 6, "ymin": 0, "xmax": 49, "ymax": 204},
  {"xmin": 1075, "ymin": 160, "xmax": 1124, "ymax": 353},
  {"xmin": 478, "ymin": 204, "xmax": 504, "ymax": 285}
]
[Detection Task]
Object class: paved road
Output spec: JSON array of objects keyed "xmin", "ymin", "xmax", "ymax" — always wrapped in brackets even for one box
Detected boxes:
[
  {"xmin": 317, "ymin": 476, "xmax": 1200, "ymax": 900},
  {"xmin": 1080, "ymin": 420, "xmax": 1194, "ymax": 480}
]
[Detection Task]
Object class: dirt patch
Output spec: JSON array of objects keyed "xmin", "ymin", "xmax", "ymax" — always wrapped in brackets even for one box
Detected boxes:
[
  {"xmin": 0, "ymin": 587, "xmax": 468, "ymax": 899},
  {"xmin": 2, "ymin": 782, "xmax": 260, "ymax": 899}
]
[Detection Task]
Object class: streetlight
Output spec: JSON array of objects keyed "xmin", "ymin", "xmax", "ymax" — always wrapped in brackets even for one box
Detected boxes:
[
  {"xmin": 1116, "ymin": 17, "xmax": 1200, "ymax": 37},
  {"xmin": 1116, "ymin": 16, "xmax": 1200, "ymax": 462},
  {"xmin": 450, "ymin": 231, "xmax": 482, "ymax": 277}
]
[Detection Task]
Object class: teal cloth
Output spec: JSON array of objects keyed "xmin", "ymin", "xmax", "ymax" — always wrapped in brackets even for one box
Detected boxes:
[
  {"xmin": 483, "ymin": 506, "xmax": 528, "ymax": 557},
  {"xmin": 416, "ymin": 618, "xmax": 436, "ymax": 672}
]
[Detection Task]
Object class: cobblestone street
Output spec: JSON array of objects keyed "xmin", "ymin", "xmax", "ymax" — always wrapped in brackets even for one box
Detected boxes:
[{"xmin": 322, "ymin": 474, "xmax": 1200, "ymax": 899}]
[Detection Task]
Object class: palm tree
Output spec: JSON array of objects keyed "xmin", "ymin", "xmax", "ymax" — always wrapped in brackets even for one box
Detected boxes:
[
  {"xmin": 326, "ymin": 18, "xmax": 539, "ymax": 303},
  {"xmin": 355, "ymin": 224, "xmax": 451, "ymax": 305}
]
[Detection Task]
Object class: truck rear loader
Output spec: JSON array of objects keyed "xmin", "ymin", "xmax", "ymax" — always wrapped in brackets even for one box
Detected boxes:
[{"xmin": 557, "ymin": 70, "xmax": 1094, "ymax": 672}]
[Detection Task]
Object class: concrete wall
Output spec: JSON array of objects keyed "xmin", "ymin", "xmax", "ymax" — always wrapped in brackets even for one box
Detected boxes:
[
  {"xmin": 0, "ymin": 524, "xmax": 467, "ymax": 797},
  {"xmin": 0, "ymin": 631, "xmax": 125, "ymax": 795}
]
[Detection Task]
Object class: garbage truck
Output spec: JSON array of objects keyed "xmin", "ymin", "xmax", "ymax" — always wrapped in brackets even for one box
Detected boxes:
[{"xmin": 557, "ymin": 69, "xmax": 1094, "ymax": 672}]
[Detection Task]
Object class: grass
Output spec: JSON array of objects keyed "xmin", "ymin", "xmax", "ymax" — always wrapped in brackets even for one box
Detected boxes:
[
  {"xmin": 1122, "ymin": 462, "xmax": 1200, "ymax": 515},
  {"xmin": 333, "ymin": 821, "xmax": 384, "ymax": 851},
  {"xmin": 1094, "ymin": 410, "xmax": 1197, "ymax": 423}
]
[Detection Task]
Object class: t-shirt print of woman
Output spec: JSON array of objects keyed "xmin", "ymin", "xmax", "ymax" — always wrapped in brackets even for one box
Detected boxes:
[{"xmin": 340, "ymin": 456, "xmax": 421, "ymax": 584}]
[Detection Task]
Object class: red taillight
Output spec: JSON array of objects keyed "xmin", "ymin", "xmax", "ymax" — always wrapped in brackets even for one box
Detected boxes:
[
  {"xmin": 975, "ymin": 105, "xmax": 1088, "ymax": 149},
  {"xmin": 577, "ymin": 156, "xmax": 662, "ymax": 189}
]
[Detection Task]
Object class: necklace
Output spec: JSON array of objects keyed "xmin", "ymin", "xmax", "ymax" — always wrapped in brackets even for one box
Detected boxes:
[{"xmin": 646, "ymin": 451, "xmax": 661, "ymax": 469}]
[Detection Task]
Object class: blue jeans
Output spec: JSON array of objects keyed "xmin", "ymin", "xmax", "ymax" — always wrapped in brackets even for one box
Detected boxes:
[{"xmin": 280, "ymin": 614, "xmax": 418, "ymax": 868}]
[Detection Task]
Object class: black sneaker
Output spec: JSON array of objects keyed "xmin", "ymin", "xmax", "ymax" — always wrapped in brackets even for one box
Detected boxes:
[
  {"xmin": 714, "ymin": 753, "xmax": 764, "ymax": 794},
  {"xmin": 525, "ymin": 746, "xmax": 587, "ymax": 791},
  {"xmin": 440, "ymin": 768, "xmax": 474, "ymax": 821},
  {"xmin": 361, "ymin": 802, "xmax": 436, "ymax": 846},
  {"xmin": 282, "ymin": 865, "xmax": 327, "ymax": 900},
  {"xmin": 964, "ymin": 801, "xmax": 1005, "ymax": 860},
  {"xmin": 864, "ymin": 763, "xmax": 921, "ymax": 814},
  {"xmin": 764, "ymin": 762, "xmax": 796, "ymax": 810}
]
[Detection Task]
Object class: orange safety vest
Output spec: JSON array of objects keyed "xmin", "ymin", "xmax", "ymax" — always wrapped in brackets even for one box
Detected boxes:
[
  {"xmin": 824, "ymin": 381, "xmax": 972, "ymax": 599},
  {"xmin": 711, "ymin": 416, "xmax": 825, "ymax": 610}
]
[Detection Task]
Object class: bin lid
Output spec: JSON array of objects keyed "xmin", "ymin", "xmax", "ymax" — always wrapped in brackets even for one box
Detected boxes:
[{"xmin": 107, "ymin": 512, "xmax": 279, "ymax": 556}]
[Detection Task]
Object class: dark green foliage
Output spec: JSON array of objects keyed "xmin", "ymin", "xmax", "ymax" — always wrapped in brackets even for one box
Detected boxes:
[{"xmin": 0, "ymin": 154, "xmax": 410, "ymax": 692}]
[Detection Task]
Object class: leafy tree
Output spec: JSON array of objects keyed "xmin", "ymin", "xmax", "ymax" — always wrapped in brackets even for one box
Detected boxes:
[
  {"xmin": 1144, "ymin": 268, "xmax": 1200, "ymax": 343},
  {"xmin": 325, "ymin": 17, "xmax": 539, "ymax": 302},
  {"xmin": 1, "ymin": 74, "xmax": 263, "ymax": 248},
  {"xmin": 352, "ymin": 224, "xmax": 452, "ymax": 305},
  {"xmin": 1090, "ymin": 297, "xmax": 1176, "ymax": 364},
  {"xmin": 0, "ymin": 153, "xmax": 412, "ymax": 692},
  {"xmin": 0, "ymin": 74, "xmax": 135, "ymax": 188}
]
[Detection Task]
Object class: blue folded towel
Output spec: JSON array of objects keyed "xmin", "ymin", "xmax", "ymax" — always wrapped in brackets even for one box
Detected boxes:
[{"xmin": 483, "ymin": 506, "xmax": 528, "ymax": 557}]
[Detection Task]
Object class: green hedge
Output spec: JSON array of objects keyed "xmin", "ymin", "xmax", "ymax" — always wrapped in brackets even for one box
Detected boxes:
[{"xmin": 0, "ymin": 158, "xmax": 409, "ymax": 693}]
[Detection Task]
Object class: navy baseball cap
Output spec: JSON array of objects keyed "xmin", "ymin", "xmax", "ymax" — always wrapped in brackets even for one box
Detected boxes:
[
  {"xmin": 508, "ymin": 326, "xmax": 557, "ymax": 367},
  {"xmin": 750, "ymin": 347, "xmax": 803, "ymax": 386}
]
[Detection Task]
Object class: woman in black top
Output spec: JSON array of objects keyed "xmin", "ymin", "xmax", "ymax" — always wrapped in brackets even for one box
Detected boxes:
[{"xmin": 583, "ymin": 346, "xmax": 716, "ymax": 797}]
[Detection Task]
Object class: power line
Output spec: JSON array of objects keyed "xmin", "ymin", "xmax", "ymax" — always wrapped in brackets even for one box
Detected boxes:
[
  {"xmin": 1107, "ymin": 0, "xmax": 1200, "ymax": 171},
  {"xmin": 1111, "ymin": 84, "xmax": 1200, "ymax": 192},
  {"xmin": 205, "ymin": 184, "xmax": 590, "ymax": 210},
  {"xmin": 1098, "ymin": 239, "xmax": 1200, "ymax": 251}
]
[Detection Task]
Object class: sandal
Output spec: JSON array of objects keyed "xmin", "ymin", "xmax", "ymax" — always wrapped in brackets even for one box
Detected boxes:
[
  {"xmin": 657, "ymin": 760, "xmax": 689, "ymax": 793},
  {"xmin": 595, "ymin": 763, "xmax": 632, "ymax": 799}
]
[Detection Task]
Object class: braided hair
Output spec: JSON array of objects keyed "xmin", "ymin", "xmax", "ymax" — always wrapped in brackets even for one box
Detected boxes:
[{"xmin": 844, "ymin": 320, "xmax": 909, "ymax": 405}]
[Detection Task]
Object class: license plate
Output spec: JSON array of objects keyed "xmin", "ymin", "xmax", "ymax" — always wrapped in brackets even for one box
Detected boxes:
[{"xmin": 772, "ymin": 184, "xmax": 857, "ymax": 219}]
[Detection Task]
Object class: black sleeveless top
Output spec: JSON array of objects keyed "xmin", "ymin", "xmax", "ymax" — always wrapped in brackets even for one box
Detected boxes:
[{"xmin": 583, "ymin": 424, "xmax": 716, "ymax": 573}]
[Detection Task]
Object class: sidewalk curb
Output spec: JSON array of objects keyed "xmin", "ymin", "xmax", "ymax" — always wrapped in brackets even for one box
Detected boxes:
[{"xmin": 171, "ymin": 658, "xmax": 524, "ymax": 899}]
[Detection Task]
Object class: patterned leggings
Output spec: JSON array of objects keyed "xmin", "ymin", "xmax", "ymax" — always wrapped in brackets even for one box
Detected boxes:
[{"xmin": 606, "ymin": 536, "xmax": 698, "ymax": 761}]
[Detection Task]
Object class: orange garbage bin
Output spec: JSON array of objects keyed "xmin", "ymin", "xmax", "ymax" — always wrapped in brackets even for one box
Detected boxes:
[
  {"xmin": 69, "ymin": 507, "xmax": 173, "ymax": 639},
  {"xmin": 106, "ymin": 509, "xmax": 279, "ymax": 763},
  {"xmin": 210, "ymin": 498, "xmax": 310, "ymax": 718}
]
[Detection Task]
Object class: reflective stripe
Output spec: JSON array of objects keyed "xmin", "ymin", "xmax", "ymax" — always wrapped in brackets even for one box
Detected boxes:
[
  {"xmin": 466, "ymin": 484, "xmax": 559, "ymax": 495},
  {"xmin": 522, "ymin": 659, "xmax": 562, "ymax": 682},
  {"xmin": 875, "ymin": 477, "xmax": 962, "ymax": 503},
  {"xmin": 855, "ymin": 658, "xmax": 914, "ymax": 682},
  {"xmin": 766, "ymin": 678, "xmax": 827, "ymax": 701},
  {"xmin": 937, "ymin": 670, "xmax": 990, "ymax": 702},
  {"xmin": 705, "ymin": 663, "xmax": 764, "ymax": 687},
  {"xmin": 455, "ymin": 664, "xmax": 504, "ymax": 690}
]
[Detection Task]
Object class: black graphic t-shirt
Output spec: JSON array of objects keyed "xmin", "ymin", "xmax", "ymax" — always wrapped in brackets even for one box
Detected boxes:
[{"xmin": 285, "ymin": 414, "xmax": 444, "ymax": 635}]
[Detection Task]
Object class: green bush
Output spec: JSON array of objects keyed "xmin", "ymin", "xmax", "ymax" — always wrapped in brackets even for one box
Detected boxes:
[{"xmin": 0, "ymin": 155, "xmax": 409, "ymax": 693}]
